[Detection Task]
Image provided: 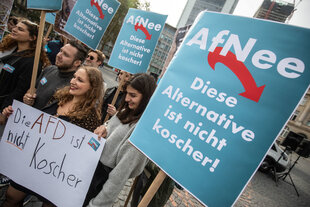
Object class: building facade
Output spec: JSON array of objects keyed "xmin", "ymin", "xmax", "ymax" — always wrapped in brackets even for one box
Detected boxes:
[
  {"xmin": 279, "ymin": 89, "xmax": 310, "ymax": 142},
  {"xmin": 254, "ymin": 0, "xmax": 294, "ymax": 23},
  {"xmin": 177, "ymin": 0, "xmax": 239, "ymax": 28},
  {"xmin": 147, "ymin": 23, "xmax": 176, "ymax": 79}
]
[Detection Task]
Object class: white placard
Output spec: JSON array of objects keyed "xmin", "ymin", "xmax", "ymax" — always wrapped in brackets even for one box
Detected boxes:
[{"xmin": 0, "ymin": 100, "xmax": 104, "ymax": 207}]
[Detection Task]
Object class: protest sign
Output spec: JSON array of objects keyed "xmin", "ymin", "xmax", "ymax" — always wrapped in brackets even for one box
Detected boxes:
[
  {"xmin": 27, "ymin": 0, "xmax": 63, "ymax": 11},
  {"xmin": 54, "ymin": 0, "xmax": 77, "ymax": 39},
  {"xmin": 64, "ymin": 0, "xmax": 120, "ymax": 49},
  {"xmin": 46, "ymin": 12, "xmax": 57, "ymax": 25},
  {"xmin": 0, "ymin": 100, "xmax": 105, "ymax": 207},
  {"xmin": 108, "ymin": 8, "xmax": 167, "ymax": 74},
  {"xmin": 0, "ymin": 0, "xmax": 14, "ymax": 41},
  {"xmin": 129, "ymin": 12, "xmax": 310, "ymax": 207}
]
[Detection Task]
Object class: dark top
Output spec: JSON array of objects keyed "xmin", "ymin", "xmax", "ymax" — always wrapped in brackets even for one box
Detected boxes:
[
  {"xmin": 43, "ymin": 100, "xmax": 101, "ymax": 132},
  {"xmin": 101, "ymin": 87, "xmax": 124, "ymax": 120},
  {"xmin": 34, "ymin": 65, "xmax": 75, "ymax": 110},
  {"xmin": 45, "ymin": 40, "xmax": 63, "ymax": 65},
  {"xmin": 0, "ymin": 50, "xmax": 42, "ymax": 110}
]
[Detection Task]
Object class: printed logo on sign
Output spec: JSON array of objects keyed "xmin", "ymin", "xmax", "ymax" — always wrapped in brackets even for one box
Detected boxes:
[
  {"xmin": 186, "ymin": 28, "xmax": 306, "ymax": 102},
  {"xmin": 88, "ymin": 137, "xmax": 100, "ymax": 151},
  {"xmin": 3, "ymin": 64, "xmax": 15, "ymax": 73},
  {"xmin": 134, "ymin": 23, "xmax": 152, "ymax": 40},
  {"xmin": 90, "ymin": 0, "xmax": 115, "ymax": 20},
  {"xmin": 40, "ymin": 77, "xmax": 47, "ymax": 85}
]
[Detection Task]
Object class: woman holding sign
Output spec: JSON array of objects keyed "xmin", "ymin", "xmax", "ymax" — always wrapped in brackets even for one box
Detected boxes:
[
  {"xmin": 84, "ymin": 73, "xmax": 156, "ymax": 207},
  {"xmin": 1, "ymin": 66, "xmax": 104, "ymax": 207},
  {"xmin": 0, "ymin": 19, "xmax": 50, "ymax": 123}
]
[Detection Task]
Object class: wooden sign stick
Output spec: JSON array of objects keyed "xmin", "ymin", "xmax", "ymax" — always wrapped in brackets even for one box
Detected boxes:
[
  {"xmin": 103, "ymin": 71, "xmax": 125, "ymax": 123},
  {"xmin": 44, "ymin": 24, "xmax": 53, "ymax": 39},
  {"xmin": 29, "ymin": 11, "xmax": 46, "ymax": 95},
  {"xmin": 137, "ymin": 170, "xmax": 167, "ymax": 207}
]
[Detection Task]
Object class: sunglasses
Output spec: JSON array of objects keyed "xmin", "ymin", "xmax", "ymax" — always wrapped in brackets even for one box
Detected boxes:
[{"xmin": 87, "ymin": 55, "xmax": 95, "ymax": 60}]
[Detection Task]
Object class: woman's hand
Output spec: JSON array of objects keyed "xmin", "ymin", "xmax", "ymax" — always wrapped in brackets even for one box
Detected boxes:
[
  {"xmin": 94, "ymin": 125, "xmax": 107, "ymax": 140},
  {"xmin": 0, "ymin": 106, "xmax": 13, "ymax": 124},
  {"xmin": 107, "ymin": 104, "xmax": 117, "ymax": 116},
  {"xmin": 2, "ymin": 106, "xmax": 13, "ymax": 118}
]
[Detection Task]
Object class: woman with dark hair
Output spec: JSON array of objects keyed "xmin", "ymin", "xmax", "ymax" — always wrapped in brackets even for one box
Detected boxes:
[
  {"xmin": 1, "ymin": 66, "xmax": 104, "ymax": 207},
  {"xmin": 84, "ymin": 73, "xmax": 157, "ymax": 207},
  {"xmin": 0, "ymin": 19, "xmax": 50, "ymax": 123}
]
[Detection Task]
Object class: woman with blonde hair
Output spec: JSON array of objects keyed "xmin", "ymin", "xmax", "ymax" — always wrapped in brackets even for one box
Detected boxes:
[{"xmin": 1, "ymin": 66, "xmax": 104, "ymax": 207}]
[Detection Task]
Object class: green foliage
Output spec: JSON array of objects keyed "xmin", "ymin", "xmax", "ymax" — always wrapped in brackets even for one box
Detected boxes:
[{"xmin": 11, "ymin": 1, "xmax": 41, "ymax": 23}]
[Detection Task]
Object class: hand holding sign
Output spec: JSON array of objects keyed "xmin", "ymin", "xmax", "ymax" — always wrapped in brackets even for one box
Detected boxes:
[{"xmin": 0, "ymin": 100, "xmax": 105, "ymax": 207}]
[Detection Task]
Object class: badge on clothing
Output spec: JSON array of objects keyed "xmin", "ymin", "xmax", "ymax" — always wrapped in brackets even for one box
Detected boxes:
[
  {"xmin": 2, "ymin": 64, "xmax": 15, "ymax": 73},
  {"xmin": 88, "ymin": 137, "xmax": 100, "ymax": 151},
  {"xmin": 40, "ymin": 77, "xmax": 47, "ymax": 85}
]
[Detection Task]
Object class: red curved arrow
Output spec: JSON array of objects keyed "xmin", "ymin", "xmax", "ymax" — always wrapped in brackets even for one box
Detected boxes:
[
  {"xmin": 208, "ymin": 47, "xmax": 265, "ymax": 102},
  {"xmin": 91, "ymin": 0, "xmax": 105, "ymax": 19},
  {"xmin": 135, "ymin": 23, "xmax": 152, "ymax": 40}
]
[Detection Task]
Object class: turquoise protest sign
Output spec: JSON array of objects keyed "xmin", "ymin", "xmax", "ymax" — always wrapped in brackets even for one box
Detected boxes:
[
  {"xmin": 64, "ymin": 0, "xmax": 120, "ymax": 49},
  {"xmin": 27, "ymin": 0, "xmax": 63, "ymax": 11},
  {"xmin": 129, "ymin": 12, "xmax": 310, "ymax": 207},
  {"xmin": 46, "ymin": 12, "xmax": 56, "ymax": 25},
  {"xmin": 108, "ymin": 8, "xmax": 167, "ymax": 74}
]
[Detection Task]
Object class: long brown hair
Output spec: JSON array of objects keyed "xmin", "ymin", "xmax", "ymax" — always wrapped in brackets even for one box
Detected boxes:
[
  {"xmin": 53, "ymin": 66, "xmax": 104, "ymax": 120},
  {"xmin": 0, "ymin": 19, "xmax": 50, "ymax": 67},
  {"xmin": 117, "ymin": 73, "xmax": 156, "ymax": 125}
]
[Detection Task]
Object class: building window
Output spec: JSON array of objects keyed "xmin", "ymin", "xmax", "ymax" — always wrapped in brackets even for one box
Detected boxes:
[
  {"xmin": 280, "ymin": 126, "xmax": 290, "ymax": 138},
  {"xmin": 290, "ymin": 111, "xmax": 299, "ymax": 121},
  {"xmin": 300, "ymin": 96, "xmax": 308, "ymax": 106}
]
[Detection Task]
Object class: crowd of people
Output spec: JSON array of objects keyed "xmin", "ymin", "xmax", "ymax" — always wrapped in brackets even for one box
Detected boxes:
[{"xmin": 0, "ymin": 15, "xmax": 174, "ymax": 207}]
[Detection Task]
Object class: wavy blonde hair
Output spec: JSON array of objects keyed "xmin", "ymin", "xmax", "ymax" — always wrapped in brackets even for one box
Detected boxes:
[{"xmin": 53, "ymin": 66, "xmax": 104, "ymax": 120}]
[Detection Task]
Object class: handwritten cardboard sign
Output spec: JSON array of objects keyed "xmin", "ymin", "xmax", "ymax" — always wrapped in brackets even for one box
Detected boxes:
[
  {"xmin": 108, "ymin": 8, "xmax": 167, "ymax": 74},
  {"xmin": 27, "ymin": 0, "xmax": 63, "ymax": 11},
  {"xmin": 129, "ymin": 12, "xmax": 310, "ymax": 206},
  {"xmin": 0, "ymin": 100, "xmax": 105, "ymax": 207},
  {"xmin": 64, "ymin": 0, "xmax": 120, "ymax": 49}
]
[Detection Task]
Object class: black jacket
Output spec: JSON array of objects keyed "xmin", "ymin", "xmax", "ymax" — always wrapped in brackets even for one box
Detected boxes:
[{"xmin": 0, "ymin": 50, "xmax": 42, "ymax": 110}]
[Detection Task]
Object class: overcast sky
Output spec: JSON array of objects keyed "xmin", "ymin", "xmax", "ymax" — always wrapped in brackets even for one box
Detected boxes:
[{"xmin": 143, "ymin": 0, "xmax": 310, "ymax": 29}]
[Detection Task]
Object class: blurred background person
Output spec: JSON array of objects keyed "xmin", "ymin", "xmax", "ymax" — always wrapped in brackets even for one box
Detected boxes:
[
  {"xmin": 101, "ymin": 70, "xmax": 132, "ymax": 121},
  {"xmin": 84, "ymin": 49, "xmax": 105, "ymax": 68},
  {"xmin": 44, "ymin": 35, "xmax": 65, "ymax": 65}
]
